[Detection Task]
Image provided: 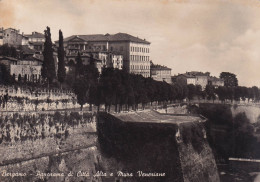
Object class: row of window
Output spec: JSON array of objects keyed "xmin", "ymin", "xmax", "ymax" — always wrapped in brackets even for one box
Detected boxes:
[
  {"xmin": 130, "ymin": 46, "xmax": 149, "ymax": 53},
  {"xmin": 130, "ymin": 65, "xmax": 150, "ymax": 70},
  {"xmin": 30, "ymin": 38, "xmax": 45, "ymax": 42},
  {"xmin": 110, "ymin": 46, "xmax": 124, "ymax": 52},
  {"xmin": 130, "ymin": 55, "xmax": 149, "ymax": 61},
  {"xmin": 153, "ymin": 70, "xmax": 171, "ymax": 74}
]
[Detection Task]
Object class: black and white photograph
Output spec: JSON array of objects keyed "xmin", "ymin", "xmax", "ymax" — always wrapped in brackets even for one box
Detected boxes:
[{"xmin": 0, "ymin": 0, "xmax": 260, "ymax": 181}]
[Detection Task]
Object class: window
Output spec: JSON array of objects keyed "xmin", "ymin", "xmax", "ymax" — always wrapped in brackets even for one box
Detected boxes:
[
  {"xmin": 120, "ymin": 46, "xmax": 123, "ymax": 51},
  {"xmin": 110, "ymin": 46, "xmax": 113, "ymax": 51}
]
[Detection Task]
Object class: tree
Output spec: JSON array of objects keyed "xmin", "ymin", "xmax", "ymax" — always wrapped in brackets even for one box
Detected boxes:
[
  {"xmin": 57, "ymin": 30, "xmax": 66, "ymax": 87},
  {"xmin": 187, "ymin": 84, "xmax": 196, "ymax": 101},
  {"xmin": 195, "ymin": 85, "xmax": 202, "ymax": 101},
  {"xmin": 18, "ymin": 74, "xmax": 22, "ymax": 82},
  {"xmin": 0, "ymin": 64, "xmax": 12, "ymax": 84},
  {"xmin": 42, "ymin": 26, "xmax": 56, "ymax": 84},
  {"xmin": 205, "ymin": 85, "xmax": 216, "ymax": 102},
  {"xmin": 0, "ymin": 44, "xmax": 17, "ymax": 58},
  {"xmin": 75, "ymin": 52, "xmax": 84, "ymax": 78},
  {"xmin": 73, "ymin": 61, "xmax": 99, "ymax": 111},
  {"xmin": 220, "ymin": 72, "xmax": 238, "ymax": 87},
  {"xmin": 215, "ymin": 86, "xmax": 227, "ymax": 103}
]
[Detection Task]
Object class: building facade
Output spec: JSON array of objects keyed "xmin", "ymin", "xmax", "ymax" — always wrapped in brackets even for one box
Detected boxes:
[
  {"xmin": 0, "ymin": 28, "xmax": 28, "ymax": 47},
  {"xmin": 188, "ymin": 72, "xmax": 210, "ymax": 90},
  {"xmin": 175, "ymin": 71, "xmax": 224, "ymax": 90},
  {"xmin": 208, "ymin": 76, "xmax": 224, "ymax": 87},
  {"xmin": 175, "ymin": 74, "xmax": 196, "ymax": 86},
  {"xmin": 57, "ymin": 33, "xmax": 150, "ymax": 77},
  {"xmin": 150, "ymin": 63, "xmax": 172, "ymax": 83},
  {"xmin": 25, "ymin": 32, "xmax": 45, "ymax": 51},
  {"xmin": 10, "ymin": 56, "xmax": 42, "ymax": 82}
]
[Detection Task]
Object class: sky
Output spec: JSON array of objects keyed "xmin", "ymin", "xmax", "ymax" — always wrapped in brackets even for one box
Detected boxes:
[{"xmin": 0, "ymin": 0, "xmax": 260, "ymax": 87}]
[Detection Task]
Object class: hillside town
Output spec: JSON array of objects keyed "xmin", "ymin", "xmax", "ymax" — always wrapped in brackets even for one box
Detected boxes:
[
  {"xmin": 0, "ymin": 27, "xmax": 224, "ymax": 88},
  {"xmin": 0, "ymin": 22, "xmax": 260, "ymax": 182},
  {"xmin": 1, "ymin": 26, "xmax": 260, "ymax": 114}
]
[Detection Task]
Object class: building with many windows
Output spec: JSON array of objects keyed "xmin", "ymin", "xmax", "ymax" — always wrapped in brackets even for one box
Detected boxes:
[
  {"xmin": 150, "ymin": 62, "xmax": 172, "ymax": 83},
  {"xmin": 25, "ymin": 32, "xmax": 45, "ymax": 52},
  {"xmin": 174, "ymin": 71, "xmax": 224, "ymax": 90},
  {"xmin": 56, "ymin": 33, "xmax": 151, "ymax": 77},
  {"xmin": 10, "ymin": 55, "xmax": 43, "ymax": 82}
]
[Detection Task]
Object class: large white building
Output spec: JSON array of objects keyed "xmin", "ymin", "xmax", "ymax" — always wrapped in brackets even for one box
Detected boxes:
[{"xmin": 56, "ymin": 33, "xmax": 151, "ymax": 77}]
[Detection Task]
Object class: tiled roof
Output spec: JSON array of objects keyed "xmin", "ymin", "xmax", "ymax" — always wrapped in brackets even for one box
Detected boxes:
[
  {"xmin": 19, "ymin": 45, "xmax": 36, "ymax": 54},
  {"xmin": 151, "ymin": 64, "xmax": 171, "ymax": 70},
  {"xmin": 0, "ymin": 56, "xmax": 18, "ymax": 61},
  {"xmin": 208, "ymin": 76, "xmax": 224, "ymax": 81},
  {"xmin": 186, "ymin": 71, "xmax": 210, "ymax": 76},
  {"xmin": 60, "ymin": 33, "xmax": 150, "ymax": 44},
  {"xmin": 179, "ymin": 74, "xmax": 196, "ymax": 78},
  {"xmin": 29, "ymin": 42, "xmax": 44, "ymax": 46},
  {"xmin": 25, "ymin": 32, "xmax": 45, "ymax": 39}
]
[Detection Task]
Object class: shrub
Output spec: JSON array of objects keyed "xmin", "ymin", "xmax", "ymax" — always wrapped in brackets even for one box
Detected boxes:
[
  {"xmin": 65, "ymin": 130, "xmax": 69, "ymax": 139},
  {"xmin": 53, "ymin": 111, "xmax": 62, "ymax": 122}
]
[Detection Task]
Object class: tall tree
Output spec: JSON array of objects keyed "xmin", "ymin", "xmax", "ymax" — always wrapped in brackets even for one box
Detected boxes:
[
  {"xmin": 42, "ymin": 26, "xmax": 56, "ymax": 84},
  {"xmin": 75, "ymin": 52, "xmax": 84, "ymax": 78},
  {"xmin": 187, "ymin": 84, "xmax": 196, "ymax": 101},
  {"xmin": 220, "ymin": 72, "xmax": 238, "ymax": 87},
  {"xmin": 205, "ymin": 85, "xmax": 216, "ymax": 102},
  {"xmin": 57, "ymin": 30, "xmax": 66, "ymax": 87}
]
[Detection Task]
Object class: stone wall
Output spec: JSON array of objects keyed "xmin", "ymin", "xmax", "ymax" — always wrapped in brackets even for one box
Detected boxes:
[
  {"xmin": 0, "ymin": 112, "xmax": 96, "ymax": 166},
  {"xmin": 97, "ymin": 112, "xmax": 220, "ymax": 182}
]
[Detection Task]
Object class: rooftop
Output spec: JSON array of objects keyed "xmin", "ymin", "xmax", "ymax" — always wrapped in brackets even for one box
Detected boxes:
[
  {"xmin": 151, "ymin": 64, "xmax": 171, "ymax": 70},
  {"xmin": 208, "ymin": 76, "xmax": 224, "ymax": 81},
  {"xmin": 179, "ymin": 73, "xmax": 196, "ymax": 78},
  {"xmin": 19, "ymin": 45, "xmax": 36, "ymax": 55},
  {"xmin": 186, "ymin": 71, "xmax": 210, "ymax": 76},
  {"xmin": 25, "ymin": 32, "xmax": 45, "ymax": 39},
  {"xmin": 59, "ymin": 33, "xmax": 150, "ymax": 44}
]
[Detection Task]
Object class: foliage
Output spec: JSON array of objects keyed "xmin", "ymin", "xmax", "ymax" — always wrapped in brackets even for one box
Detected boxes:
[
  {"xmin": 0, "ymin": 44, "xmax": 17, "ymax": 58},
  {"xmin": 57, "ymin": 30, "xmax": 66, "ymax": 85},
  {"xmin": 220, "ymin": 72, "xmax": 238, "ymax": 87},
  {"xmin": 42, "ymin": 26, "xmax": 56, "ymax": 84},
  {"xmin": 73, "ymin": 57, "xmax": 99, "ymax": 110}
]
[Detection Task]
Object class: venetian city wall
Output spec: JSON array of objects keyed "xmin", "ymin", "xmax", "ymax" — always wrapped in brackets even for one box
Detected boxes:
[
  {"xmin": 0, "ymin": 110, "xmax": 220, "ymax": 182},
  {"xmin": 0, "ymin": 85, "xmax": 84, "ymax": 111},
  {"xmin": 97, "ymin": 111, "xmax": 220, "ymax": 182},
  {"xmin": 0, "ymin": 112, "xmax": 96, "ymax": 166}
]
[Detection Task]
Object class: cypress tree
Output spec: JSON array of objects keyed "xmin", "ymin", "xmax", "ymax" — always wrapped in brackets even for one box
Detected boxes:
[
  {"xmin": 57, "ymin": 30, "xmax": 66, "ymax": 87},
  {"xmin": 42, "ymin": 26, "xmax": 56, "ymax": 84},
  {"xmin": 75, "ymin": 52, "xmax": 84, "ymax": 77}
]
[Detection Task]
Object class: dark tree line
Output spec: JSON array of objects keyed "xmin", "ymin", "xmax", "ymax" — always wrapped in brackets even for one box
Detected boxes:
[
  {"xmin": 72, "ymin": 66, "xmax": 260, "ymax": 112},
  {"xmin": 0, "ymin": 44, "xmax": 17, "ymax": 58}
]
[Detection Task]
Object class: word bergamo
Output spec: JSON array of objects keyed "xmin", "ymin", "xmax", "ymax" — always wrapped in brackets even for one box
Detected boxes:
[{"xmin": 1, "ymin": 170, "xmax": 166, "ymax": 178}]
